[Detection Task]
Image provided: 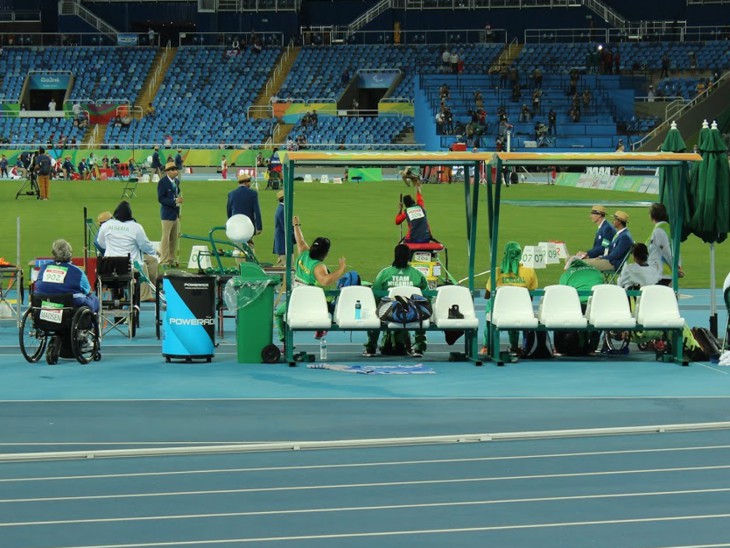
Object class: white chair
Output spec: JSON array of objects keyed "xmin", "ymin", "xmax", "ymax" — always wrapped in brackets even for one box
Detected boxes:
[
  {"xmin": 538, "ymin": 285, "xmax": 588, "ymax": 329},
  {"xmin": 333, "ymin": 286, "xmax": 380, "ymax": 329},
  {"xmin": 286, "ymin": 285, "xmax": 332, "ymax": 330},
  {"xmin": 491, "ymin": 286, "xmax": 538, "ymax": 329},
  {"xmin": 586, "ymin": 284, "xmax": 636, "ymax": 329},
  {"xmin": 432, "ymin": 285, "xmax": 479, "ymax": 329},
  {"xmin": 634, "ymin": 285, "xmax": 684, "ymax": 329},
  {"xmin": 385, "ymin": 285, "xmax": 430, "ymax": 329}
]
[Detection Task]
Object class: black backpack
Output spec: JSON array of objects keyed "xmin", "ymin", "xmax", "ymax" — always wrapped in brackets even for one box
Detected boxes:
[{"xmin": 37, "ymin": 154, "xmax": 52, "ymax": 176}]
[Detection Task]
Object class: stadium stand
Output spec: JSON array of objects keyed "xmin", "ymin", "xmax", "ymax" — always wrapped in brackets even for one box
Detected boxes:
[
  {"xmin": 283, "ymin": 115, "xmax": 416, "ymax": 149},
  {"xmin": 104, "ymin": 47, "xmax": 281, "ymax": 147},
  {"xmin": 0, "ymin": 46, "xmax": 156, "ymax": 104}
]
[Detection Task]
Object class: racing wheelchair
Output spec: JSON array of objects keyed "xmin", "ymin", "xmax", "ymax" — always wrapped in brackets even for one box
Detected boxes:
[{"xmin": 19, "ymin": 293, "xmax": 101, "ymax": 365}]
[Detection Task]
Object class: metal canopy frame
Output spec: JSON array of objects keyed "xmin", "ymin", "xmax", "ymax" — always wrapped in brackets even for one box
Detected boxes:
[
  {"xmin": 281, "ymin": 151, "xmax": 487, "ymax": 364},
  {"xmin": 280, "ymin": 150, "xmax": 702, "ymax": 366},
  {"xmin": 490, "ymin": 151, "xmax": 701, "ymax": 365}
]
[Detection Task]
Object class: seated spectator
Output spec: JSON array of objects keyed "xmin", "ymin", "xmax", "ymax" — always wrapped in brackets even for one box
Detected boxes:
[
  {"xmin": 61, "ymin": 156, "xmax": 74, "ymax": 180},
  {"xmin": 35, "ymin": 239, "xmax": 99, "ymax": 313},
  {"xmin": 583, "ymin": 211, "xmax": 634, "ymax": 272},
  {"xmin": 77, "ymin": 158, "xmax": 90, "ymax": 180},
  {"xmin": 364, "ymin": 244, "xmax": 429, "ymax": 358},
  {"xmin": 618, "ymin": 243, "xmax": 660, "ymax": 289},
  {"xmin": 520, "ymin": 104, "xmax": 532, "ymax": 123},
  {"xmin": 480, "ymin": 241, "xmax": 538, "ymax": 356},
  {"xmin": 570, "ymin": 106, "xmax": 581, "ymax": 123}
]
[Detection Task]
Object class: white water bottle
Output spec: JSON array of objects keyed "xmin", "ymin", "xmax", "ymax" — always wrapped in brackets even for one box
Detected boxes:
[
  {"xmin": 319, "ymin": 338, "xmax": 327, "ymax": 361},
  {"xmin": 354, "ymin": 300, "xmax": 362, "ymax": 320}
]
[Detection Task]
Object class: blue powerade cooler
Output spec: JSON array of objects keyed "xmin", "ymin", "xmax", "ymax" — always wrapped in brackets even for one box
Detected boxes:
[{"xmin": 162, "ymin": 274, "xmax": 215, "ymax": 362}]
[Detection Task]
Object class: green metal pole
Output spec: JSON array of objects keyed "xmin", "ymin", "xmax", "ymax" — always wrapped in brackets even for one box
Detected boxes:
[
  {"xmin": 489, "ymin": 157, "xmax": 504, "ymax": 363},
  {"xmin": 671, "ymin": 162, "xmax": 686, "ymax": 364},
  {"xmin": 466, "ymin": 160, "xmax": 481, "ymax": 360},
  {"xmin": 284, "ymin": 158, "xmax": 295, "ymax": 364}
]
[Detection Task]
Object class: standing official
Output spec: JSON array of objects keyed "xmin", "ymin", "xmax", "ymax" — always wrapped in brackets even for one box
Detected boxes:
[
  {"xmin": 227, "ymin": 173, "xmax": 262, "ymax": 246},
  {"xmin": 157, "ymin": 161, "xmax": 182, "ymax": 267}
]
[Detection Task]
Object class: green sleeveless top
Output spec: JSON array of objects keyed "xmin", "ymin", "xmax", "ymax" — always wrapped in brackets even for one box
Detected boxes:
[{"xmin": 295, "ymin": 250, "xmax": 323, "ymax": 286}]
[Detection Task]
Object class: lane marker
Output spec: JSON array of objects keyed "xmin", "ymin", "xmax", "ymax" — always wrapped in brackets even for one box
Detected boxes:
[
  {"xmin": 33, "ymin": 513, "xmax": 730, "ymax": 547},
  {"xmin": 2, "ymin": 464, "xmax": 730, "ymax": 504},
  {"xmin": 3, "ymin": 443, "xmax": 730, "ymax": 483},
  {"xmin": 2, "ymin": 486, "xmax": 730, "ymax": 528}
]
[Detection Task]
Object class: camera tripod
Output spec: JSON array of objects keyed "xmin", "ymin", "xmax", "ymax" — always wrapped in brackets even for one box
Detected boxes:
[{"xmin": 15, "ymin": 173, "xmax": 40, "ymax": 200}]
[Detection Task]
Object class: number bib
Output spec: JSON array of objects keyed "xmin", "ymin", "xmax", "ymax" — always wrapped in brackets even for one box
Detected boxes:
[
  {"xmin": 406, "ymin": 206, "xmax": 425, "ymax": 221},
  {"xmin": 42, "ymin": 265, "xmax": 68, "ymax": 284},
  {"xmin": 39, "ymin": 301, "xmax": 64, "ymax": 324}
]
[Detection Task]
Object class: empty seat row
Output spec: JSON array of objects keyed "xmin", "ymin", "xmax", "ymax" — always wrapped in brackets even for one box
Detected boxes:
[{"xmin": 492, "ymin": 284, "xmax": 684, "ymax": 331}]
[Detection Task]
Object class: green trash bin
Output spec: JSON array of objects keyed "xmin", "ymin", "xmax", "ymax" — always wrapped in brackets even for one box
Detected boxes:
[{"xmin": 234, "ymin": 263, "xmax": 279, "ymax": 363}]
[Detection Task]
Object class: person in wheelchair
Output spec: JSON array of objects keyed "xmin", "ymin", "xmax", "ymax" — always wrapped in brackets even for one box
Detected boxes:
[
  {"xmin": 396, "ymin": 185, "xmax": 433, "ymax": 244},
  {"xmin": 35, "ymin": 239, "xmax": 99, "ymax": 313},
  {"xmin": 617, "ymin": 243, "xmax": 660, "ymax": 289},
  {"xmin": 97, "ymin": 201, "xmax": 158, "ymax": 302}
]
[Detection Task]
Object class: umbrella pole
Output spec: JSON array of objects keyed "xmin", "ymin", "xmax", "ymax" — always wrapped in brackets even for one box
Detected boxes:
[{"xmin": 710, "ymin": 243, "xmax": 718, "ymax": 336}]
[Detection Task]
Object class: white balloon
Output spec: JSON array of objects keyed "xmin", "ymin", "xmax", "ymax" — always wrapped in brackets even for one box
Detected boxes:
[{"xmin": 226, "ymin": 214, "xmax": 254, "ymax": 243}]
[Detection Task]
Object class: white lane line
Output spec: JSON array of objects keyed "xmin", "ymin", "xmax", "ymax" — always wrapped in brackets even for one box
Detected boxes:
[
  {"xmin": 3, "ymin": 486, "xmax": 730, "ymax": 528},
  {"xmin": 2, "ymin": 464, "xmax": 730, "ymax": 504},
  {"xmin": 3, "ymin": 444, "xmax": 730, "ymax": 483},
  {"xmin": 38, "ymin": 513, "xmax": 730, "ymax": 547},
  {"xmin": 698, "ymin": 363, "xmax": 730, "ymax": 375},
  {"xmin": 2, "ymin": 396, "xmax": 730, "ymax": 402}
]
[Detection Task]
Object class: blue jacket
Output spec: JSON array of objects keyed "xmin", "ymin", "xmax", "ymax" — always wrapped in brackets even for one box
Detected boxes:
[
  {"xmin": 227, "ymin": 185, "xmax": 262, "ymax": 231},
  {"xmin": 605, "ymin": 228, "xmax": 634, "ymax": 270},
  {"xmin": 273, "ymin": 202, "xmax": 285, "ymax": 255},
  {"xmin": 152, "ymin": 151, "xmax": 161, "ymax": 169},
  {"xmin": 586, "ymin": 219, "xmax": 616, "ymax": 258},
  {"xmin": 157, "ymin": 174, "xmax": 180, "ymax": 221},
  {"xmin": 35, "ymin": 261, "xmax": 98, "ymax": 311}
]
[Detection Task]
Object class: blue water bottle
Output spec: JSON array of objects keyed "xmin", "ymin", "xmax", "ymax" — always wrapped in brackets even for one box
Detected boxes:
[{"xmin": 354, "ymin": 300, "xmax": 362, "ymax": 320}]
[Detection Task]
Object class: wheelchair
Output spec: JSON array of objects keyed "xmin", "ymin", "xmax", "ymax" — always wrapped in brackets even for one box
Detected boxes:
[
  {"xmin": 19, "ymin": 293, "xmax": 101, "ymax": 365},
  {"xmin": 96, "ymin": 255, "xmax": 140, "ymax": 338}
]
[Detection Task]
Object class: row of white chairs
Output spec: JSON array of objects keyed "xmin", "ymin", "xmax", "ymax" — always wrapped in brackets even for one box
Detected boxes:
[
  {"xmin": 492, "ymin": 284, "xmax": 685, "ymax": 331},
  {"xmin": 286, "ymin": 284, "xmax": 479, "ymax": 331}
]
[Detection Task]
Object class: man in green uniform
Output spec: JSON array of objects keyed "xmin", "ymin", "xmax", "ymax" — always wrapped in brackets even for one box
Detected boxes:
[
  {"xmin": 275, "ymin": 215, "xmax": 347, "ymax": 349},
  {"xmin": 556, "ymin": 258, "xmax": 604, "ymax": 355},
  {"xmin": 364, "ymin": 244, "xmax": 429, "ymax": 358}
]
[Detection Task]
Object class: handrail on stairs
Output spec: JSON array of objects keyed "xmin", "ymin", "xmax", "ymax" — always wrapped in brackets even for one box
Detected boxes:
[{"xmin": 631, "ymin": 69, "xmax": 729, "ymax": 151}]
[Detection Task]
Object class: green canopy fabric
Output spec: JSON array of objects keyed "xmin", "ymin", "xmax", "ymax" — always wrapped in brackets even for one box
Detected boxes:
[
  {"xmin": 689, "ymin": 125, "xmax": 730, "ymax": 244},
  {"xmin": 659, "ymin": 125, "xmax": 692, "ymax": 241}
]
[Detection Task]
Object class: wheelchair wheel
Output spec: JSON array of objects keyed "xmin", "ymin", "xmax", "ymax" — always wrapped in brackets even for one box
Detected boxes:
[
  {"xmin": 46, "ymin": 335, "xmax": 61, "ymax": 365},
  {"xmin": 129, "ymin": 305, "xmax": 139, "ymax": 338},
  {"xmin": 604, "ymin": 330, "xmax": 630, "ymax": 352},
  {"xmin": 19, "ymin": 308, "xmax": 47, "ymax": 363},
  {"xmin": 71, "ymin": 308, "xmax": 100, "ymax": 365}
]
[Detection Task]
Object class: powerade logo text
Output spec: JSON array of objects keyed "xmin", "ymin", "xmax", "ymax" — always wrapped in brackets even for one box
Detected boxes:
[
  {"xmin": 184, "ymin": 283, "xmax": 210, "ymax": 290},
  {"xmin": 168, "ymin": 318, "xmax": 215, "ymax": 326}
]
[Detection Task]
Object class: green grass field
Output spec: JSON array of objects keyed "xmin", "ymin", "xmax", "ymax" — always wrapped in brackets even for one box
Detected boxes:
[{"xmin": 2, "ymin": 178, "xmax": 728, "ymax": 289}]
